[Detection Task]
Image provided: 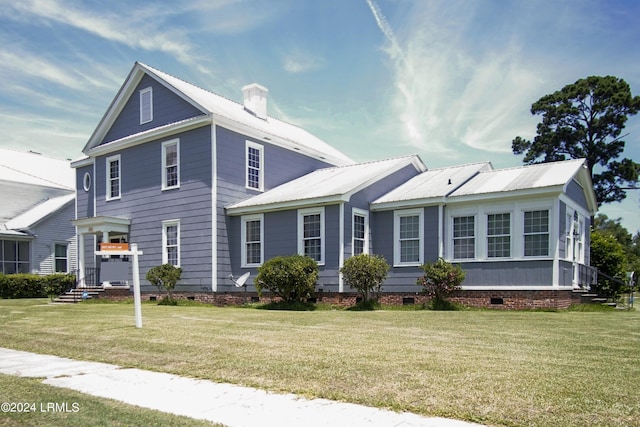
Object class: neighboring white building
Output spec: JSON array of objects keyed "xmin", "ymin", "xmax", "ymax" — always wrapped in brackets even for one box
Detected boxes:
[{"xmin": 0, "ymin": 148, "xmax": 77, "ymax": 275}]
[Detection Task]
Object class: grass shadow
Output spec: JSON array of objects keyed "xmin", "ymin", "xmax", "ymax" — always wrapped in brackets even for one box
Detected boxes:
[{"xmin": 256, "ymin": 301, "xmax": 317, "ymax": 311}]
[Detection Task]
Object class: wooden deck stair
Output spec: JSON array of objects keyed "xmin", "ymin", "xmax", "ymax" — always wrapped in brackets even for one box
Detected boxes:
[{"xmin": 52, "ymin": 286, "xmax": 104, "ymax": 304}]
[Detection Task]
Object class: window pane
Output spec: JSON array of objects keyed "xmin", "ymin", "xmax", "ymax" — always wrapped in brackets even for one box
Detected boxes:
[
  {"xmin": 247, "ymin": 146, "xmax": 261, "ymax": 189},
  {"xmin": 453, "ymin": 216, "xmax": 475, "ymax": 259},
  {"xmin": 524, "ymin": 210, "xmax": 548, "ymax": 233},
  {"xmin": 488, "ymin": 213, "xmax": 510, "ymax": 258},
  {"xmin": 354, "ymin": 215, "xmax": 365, "ymax": 239},
  {"xmin": 524, "ymin": 210, "xmax": 549, "ymax": 256},
  {"xmin": 303, "ymin": 214, "xmax": 321, "ymax": 238},
  {"xmin": 400, "ymin": 240, "xmax": 420, "ymax": 263},
  {"xmin": 525, "ymin": 234, "xmax": 549, "ymax": 256},
  {"xmin": 304, "ymin": 239, "xmax": 322, "ymax": 261},
  {"xmin": 167, "ymin": 247, "xmax": 178, "ymax": 266},
  {"xmin": 399, "ymin": 216, "xmax": 419, "ymax": 239}
]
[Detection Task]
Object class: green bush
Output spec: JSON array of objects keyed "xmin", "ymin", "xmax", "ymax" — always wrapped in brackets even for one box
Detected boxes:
[
  {"xmin": 255, "ymin": 255, "xmax": 318, "ymax": 303},
  {"xmin": 0, "ymin": 273, "xmax": 75, "ymax": 299},
  {"xmin": 417, "ymin": 258, "xmax": 465, "ymax": 309},
  {"xmin": 340, "ymin": 254, "xmax": 389, "ymax": 302},
  {"xmin": 146, "ymin": 264, "xmax": 182, "ymax": 302}
]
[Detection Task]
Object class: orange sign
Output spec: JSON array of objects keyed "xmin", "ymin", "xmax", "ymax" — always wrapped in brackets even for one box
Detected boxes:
[{"xmin": 100, "ymin": 243, "xmax": 130, "ymax": 251}]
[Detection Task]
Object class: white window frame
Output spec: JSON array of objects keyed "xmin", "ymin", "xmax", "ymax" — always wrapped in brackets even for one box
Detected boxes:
[
  {"xmin": 162, "ymin": 219, "xmax": 181, "ymax": 267},
  {"xmin": 487, "ymin": 212, "xmax": 512, "ymax": 258},
  {"xmin": 523, "ymin": 209, "xmax": 550, "ymax": 257},
  {"xmin": 246, "ymin": 141, "xmax": 264, "ymax": 192},
  {"xmin": 54, "ymin": 243, "xmax": 69, "ymax": 273},
  {"xmin": 241, "ymin": 214, "xmax": 264, "ymax": 267},
  {"xmin": 298, "ymin": 207, "xmax": 325, "ymax": 265},
  {"xmin": 352, "ymin": 208, "xmax": 369, "ymax": 256},
  {"xmin": 140, "ymin": 87, "xmax": 153, "ymax": 124},
  {"xmin": 452, "ymin": 215, "xmax": 476, "ymax": 260},
  {"xmin": 162, "ymin": 139, "xmax": 180, "ymax": 190},
  {"xmin": 106, "ymin": 154, "xmax": 121, "ymax": 201},
  {"xmin": 394, "ymin": 208, "xmax": 424, "ymax": 266}
]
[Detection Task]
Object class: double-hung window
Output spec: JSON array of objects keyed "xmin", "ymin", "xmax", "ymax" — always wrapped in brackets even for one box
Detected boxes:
[
  {"xmin": 394, "ymin": 209, "xmax": 423, "ymax": 265},
  {"xmin": 106, "ymin": 155, "xmax": 121, "ymax": 200},
  {"xmin": 1, "ymin": 240, "xmax": 30, "ymax": 274},
  {"xmin": 162, "ymin": 220, "xmax": 180, "ymax": 267},
  {"xmin": 298, "ymin": 208, "xmax": 324, "ymax": 264},
  {"xmin": 246, "ymin": 141, "xmax": 264, "ymax": 191},
  {"xmin": 242, "ymin": 214, "xmax": 263, "ymax": 267},
  {"xmin": 487, "ymin": 213, "xmax": 511, "ymax": 258},
  {"xmin": 162, "ymin": 139, "xmax": 180, "ymax": 190},
  {"xmin": 524, "ymin": 210, "xmax": 549, "ymax": 256},
  {"xmin": 140, "ymin": 87, "xmax": 153, "ymax": 124},
  {"xmin": 54, "ymin": 243, "xmax": 68, "ymax": 273},
  {"xmin": 352, "ymin": 209, "xmax": 369, "ymax": 256},
  {"xmin": 453, "ymin": 216, "xmax": 475, "ymax": 259}
]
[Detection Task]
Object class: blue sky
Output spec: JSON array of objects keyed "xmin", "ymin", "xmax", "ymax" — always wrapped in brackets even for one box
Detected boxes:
[{"xmin": 1, "ymin": 0, "xmax": 639, "ymax": 233}]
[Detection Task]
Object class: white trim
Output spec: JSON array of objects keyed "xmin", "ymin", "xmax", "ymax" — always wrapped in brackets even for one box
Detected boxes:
[
  {"xmin": 211, "ymin": 123, "xmax": 218, "ymax": 292},
  {"xmin": 245, "ymin": 141, "xmax": 264, "ymax": 192},
  {"xmin": 162, "ymin": 219, "xmax": 181, "ymax": 267},
  {"xmin": 352, "ymin": 207, "xmax": 370, "ymax": 256},
  {"xmin": 339, "ymin": 203, "xmax": 345, "ymax": 292},
  {"xmin": 461, "ymin": 285, "xmax": 575, "ymax": 291},
  {"xmin": 298, "ymin": 207, "xmax": 325, "ymax": 265},
  {"xmin": 161, "ymin": 138, "xmax": 180, "ymax": 190},
  {"xmin": 105, "ymin": 154, "xmax": 121, "ymax": 201},
  {"xmin": 139, "ymin": 86, "xmax": 153, "ymax": 124},
  {"xmin": 393, "ymin": 208, "xmax": 424, "ymax": 267},
  {"xmin": 82, "ymin": 172, "xmax": 92, "ymax": 192},
  {"xmin": 241, "ymin": 214, "xmax": 264, "ymax": 268}
]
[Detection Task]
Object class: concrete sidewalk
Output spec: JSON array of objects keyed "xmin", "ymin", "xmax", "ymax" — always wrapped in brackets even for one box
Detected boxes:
[{"xmin": 0, "ymin": 347, "xmax": 484, "ymax": 427}]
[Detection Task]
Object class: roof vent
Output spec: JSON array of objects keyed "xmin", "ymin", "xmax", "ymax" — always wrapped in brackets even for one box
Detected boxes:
[{"xmin": 242, "ymin": 83, "xmax": 268, "ymax": 120}]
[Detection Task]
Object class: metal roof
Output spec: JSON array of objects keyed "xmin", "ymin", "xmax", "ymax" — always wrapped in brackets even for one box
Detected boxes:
[
  {"xmin": 448, "ymin": 159, "xmax": 588, "ymax": 198},
  {"xmin": 226, "ymin": 155, "xmax": 425, "ymax": 214},
  {"xmin": 0, "ymin": 148, "xmax": 74, "ymax": 190},
  {"xmin": 4, "ymin": 193, "xmax": 75, "ymax": 230},
  {"xmin": 84, "ymin": 63, "xmax": 354, "ymax": 167},
  {"xmin": 371, "ymin": 162, "xmax": 493, "ymax": 209}
]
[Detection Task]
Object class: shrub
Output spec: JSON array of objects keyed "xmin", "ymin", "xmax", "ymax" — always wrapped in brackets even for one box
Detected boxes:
[
  {"xmin": 0, "ymin": 273, "xmax": 75, "ymax": 299},
  {"xmin": 340, "ymin": 254, "xmax": 389, "ymax": 302},
  {"xmin": 145, "ymin": 264, "xmax": 182, "ymax": 302},
  {"xmin": 417, "ymin": 258, "xmax": 465, "ymax": 309},
  {"xmin": 255, "ymin": 255, "xmax": 318, "ymax": 303}
]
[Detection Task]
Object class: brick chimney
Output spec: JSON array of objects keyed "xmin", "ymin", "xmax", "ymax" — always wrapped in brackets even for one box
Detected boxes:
[{"xmin": 242, "ymin": 83, "xmax": 268, "ymax": 120}]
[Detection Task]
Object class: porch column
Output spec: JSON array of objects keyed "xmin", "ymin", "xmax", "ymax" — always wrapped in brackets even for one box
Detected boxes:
[{"xmin": 77, "ymin": 233, "xmax": 85, "ymax": 288}]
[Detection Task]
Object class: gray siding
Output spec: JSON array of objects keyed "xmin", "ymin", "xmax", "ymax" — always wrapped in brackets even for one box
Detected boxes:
[
  {"xmin": 75, "ymin": 165, "xmax": 94, "ymax": 219},
  {"xmin": 558, "ymin": 201, "xmax": 567, "ymax": 259},
  {"xmin": 31, "ymin": 201, "xmax": 77, "ymax": 275},
  {"xmin": 95, "ymin": 125, "xmax": 213, "ymax": 292},
  {"xmin": 566, "ymin": 180, "xmax": 589, "ymax": 211},
  {"xmin": 102, "ymin": 74, "xmax": 205, "ymax": 144},
  {"xmin": 459, "ymin": 260, "xmax": 554, "ymax": 287},
  {"xmin": 216, "ymin": 125, "xmax": 332, "ymax": 291}
]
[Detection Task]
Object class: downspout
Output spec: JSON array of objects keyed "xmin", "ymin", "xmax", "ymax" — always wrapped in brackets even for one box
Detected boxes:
[{"xmin": 211, "ymin": 121, "xmax": 218, "ymax": 292}]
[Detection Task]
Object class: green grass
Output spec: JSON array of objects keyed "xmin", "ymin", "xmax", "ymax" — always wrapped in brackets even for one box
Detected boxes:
[
  {"xmin": 0, "ymin": 374, "xmax": 222, "ymax": 426},
  {"xmin": 1, "ymin": 299, "xmax": 639, "ymax": 426}
]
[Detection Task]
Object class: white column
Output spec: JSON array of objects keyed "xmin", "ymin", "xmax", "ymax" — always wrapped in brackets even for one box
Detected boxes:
[{"xmin": 77, "ymin": 233, "xmax": 85, "ymax": 288}]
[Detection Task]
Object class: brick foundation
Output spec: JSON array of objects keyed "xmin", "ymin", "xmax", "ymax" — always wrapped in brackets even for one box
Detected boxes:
[{"xmin": 101, "ymin": 287, "xmax": 574, "ymax": 309}]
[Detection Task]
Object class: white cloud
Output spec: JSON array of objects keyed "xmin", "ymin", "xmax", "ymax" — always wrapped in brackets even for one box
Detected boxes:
[{"xmin": 282, "ymin": 50, "xmax": 324, "ymax": 73}]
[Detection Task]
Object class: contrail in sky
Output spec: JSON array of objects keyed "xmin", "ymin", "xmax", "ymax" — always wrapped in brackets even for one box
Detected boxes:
[{"xmin": 364, "ymin": 0, "xmax": 404, "ymax": 62}]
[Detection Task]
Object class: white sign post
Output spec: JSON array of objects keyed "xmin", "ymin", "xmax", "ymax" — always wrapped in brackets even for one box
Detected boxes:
[{"xmin": 96, "ymin": 243, "xmax": 144, "ymax": 328}]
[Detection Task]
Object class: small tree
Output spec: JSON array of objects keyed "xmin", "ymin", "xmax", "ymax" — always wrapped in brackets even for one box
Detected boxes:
[
  {"xmin": 146, "ymin": 264, "xmax": 182, "ymax": 302},
  {"xmin": 417, "ymin": 258, "xmax": 465, "ymax": 309},
  {"xmin": 340, "ymin": 254, "xmax": 389, "ymax": 303},
  {"xmin": 255, "ymin": 255, "xmax": 318, "ymax": 303},
  {"xmin": 590, "ymin": 230, "xmax": 626, "ymax": 299}
]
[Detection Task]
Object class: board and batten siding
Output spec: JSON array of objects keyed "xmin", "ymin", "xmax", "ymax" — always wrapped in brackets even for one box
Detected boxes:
[
  {"xmin": 215, "ymin": 125, "xmax": 333, "ymax": 291},
  {"xmin": 101, "ymin": 74, "xmax": 205, "ymax": 145},
  {"xmin": 31, "ymin": 201, "xmax": 77, "ymax": 275},
  {"xmin": 94, "ymin": 125, "xmax": 213, "ymax": 292}
]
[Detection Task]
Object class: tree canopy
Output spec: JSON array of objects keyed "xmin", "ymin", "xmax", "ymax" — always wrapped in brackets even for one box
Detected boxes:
[{"xmin": 512, "ymin": 76, "xmax": 640, "ymax": 205}]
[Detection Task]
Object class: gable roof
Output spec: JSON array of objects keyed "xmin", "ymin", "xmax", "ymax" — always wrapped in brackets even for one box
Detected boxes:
[
  {"xmin": 226, "ymin": 155, "xmax": 426, "ymax": 215},
  {"xmin": 0, "ymin": 148, "xmax": 74, "ymax": 190},
  {"xmin": 4, "ymin": 193, "xmax": 75, "ymax": 232},
  {"xmin": 371, "ymin": 162, "xmax": 493, "ymax": 210},
  {"xmin": 444, "ymin": 159, "xmax": 597, "ymax": 213},
  {"xmin": 83, "ymin": 62, "xmax": 353, "ymax": 166}
]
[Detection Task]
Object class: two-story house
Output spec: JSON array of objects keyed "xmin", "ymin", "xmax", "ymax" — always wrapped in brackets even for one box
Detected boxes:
[{"xmin": 72, "ymin": 62, "xmax": 597, "ymax": 308}]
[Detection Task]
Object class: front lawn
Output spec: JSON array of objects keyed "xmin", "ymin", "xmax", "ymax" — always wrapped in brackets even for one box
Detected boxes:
[{"xmin": 0, "ymin": 299, "xmax": 638, "ymax": 426}]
